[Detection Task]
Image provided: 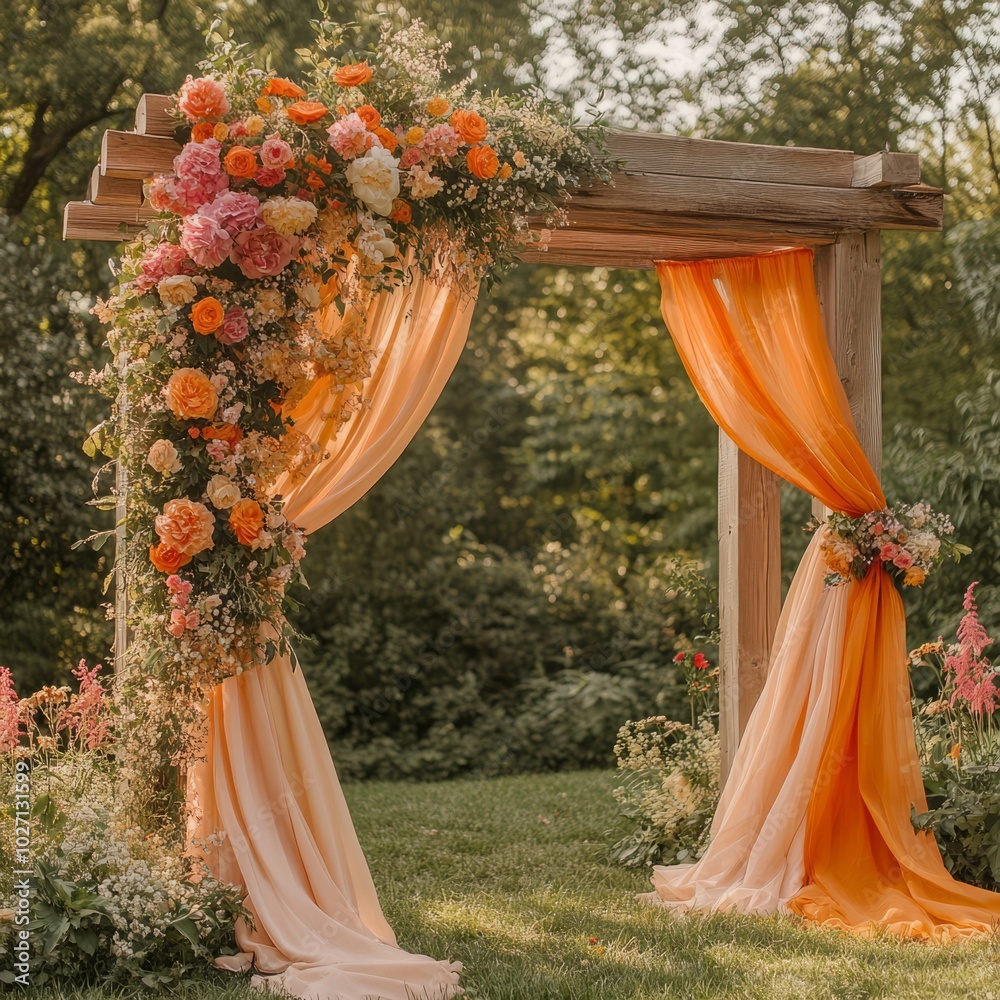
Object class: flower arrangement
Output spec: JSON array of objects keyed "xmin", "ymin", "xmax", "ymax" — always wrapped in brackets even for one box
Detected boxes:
[
  {"xmin": 808, "ymin": 502, "xmax": 971, "ymax": 589},
  {"xmin": 85, "ymin": 16, "xmax": 608, "ymax": 778}
]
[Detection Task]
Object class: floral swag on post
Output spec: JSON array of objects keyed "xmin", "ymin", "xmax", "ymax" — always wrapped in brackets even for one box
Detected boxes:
[{"xmin": 88, "ymin": 17, "xmax": 608, "ymax": 777}]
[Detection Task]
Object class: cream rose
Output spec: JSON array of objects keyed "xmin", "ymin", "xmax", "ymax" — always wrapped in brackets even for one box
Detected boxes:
[
  {"xmin": 157, "ymin": 274, "xmax": 199, "ymax": 309},
  {"xmin": 260, "ymin": 196, "xmax": 319, "ymax": 237},
  {"xmin": 345, "ymin": 146, "xmax": 400, "ymax": 217},
  {"xmin": 206, "ymin": 474, "xmax": 241, "ymax": 509},
  {"xmin": 147, "ymin": 438, "xmax": 182, "ymax": 475}
]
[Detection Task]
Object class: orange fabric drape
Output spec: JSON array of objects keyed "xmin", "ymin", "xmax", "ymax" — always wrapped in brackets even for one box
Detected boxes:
[
  {"xmin": 648, "ymin": 247, "xmax": 1000, "ymax": 939},
  {"xmin": 188, "ymin": 269, "xmax": 475, "ymax": 999}
]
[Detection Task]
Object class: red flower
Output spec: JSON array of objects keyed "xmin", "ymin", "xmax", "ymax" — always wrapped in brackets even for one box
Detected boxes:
[
  {"xmin": 673, "ymin": 652, "xmax": 686, "ymax": 663},
  {"xmin": 693, "ymin": 652, "xmax": 709, "ymax": 670}
]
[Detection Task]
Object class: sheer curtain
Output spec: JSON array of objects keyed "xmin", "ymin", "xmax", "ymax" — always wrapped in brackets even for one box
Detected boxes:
[
  {"xmin": 646, "ymin": 248, "xmax": 1000, "ymax": 938},
  {"xmin": 187, "ymin": 269, "xmax": 477, "ymax": 1000}
]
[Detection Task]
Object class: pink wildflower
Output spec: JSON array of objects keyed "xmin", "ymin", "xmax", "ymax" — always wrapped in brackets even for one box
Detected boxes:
[
  {"xmin": 945, "ymin": 582, "xmax": 998, "ymax": 716},
  {"xmin": 0, "ymin": 666, "xmax": 21, "ymax": 752},
  {"xmin": 56, "ymin": 660, "xmax": 112, "ymax": 750}
]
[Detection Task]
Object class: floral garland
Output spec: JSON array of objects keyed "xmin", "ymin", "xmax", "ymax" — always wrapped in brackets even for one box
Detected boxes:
[
  {"xmin": 85, "ymin": 18, "xmax": 607, "ymax": 771},
  {"xmin": 809, "ymin": 502, "xmax": 971, "ymax": 589}
]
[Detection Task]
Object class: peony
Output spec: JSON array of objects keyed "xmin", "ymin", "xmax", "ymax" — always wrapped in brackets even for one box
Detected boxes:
[
  {"xmin": 206, "ymin": 474, "xmax": 241, "ymax": 509},
  {"xmin": 418, "ymin": 124, "xmax": 461, "ymax": 159},
  {"xmin": 165, "ymin": 368, "xmax": 218, "ymax": 420},
  {"xmin": 466, "ymin": 144, "xmax": 499, "ymax": 179},
  {"xmin": 333, "ymin": 61, "xmax": 373, "ymax": 87},
  {"xmin": 157, "ymin": 274, "xmax": 198, "ymax": 309},
  {"xmin": 260, "ymin": 133, "xmax": 294, "ymax": 169},
  {"xmin": 154, "ymin": 498, "xmax": 216, "ymax": 556},
  {"xmin": 260, "ymin": 196, "xmax": 318, "ymax": 236},
  {"xmin": 229, "ymin": 498, "xmax": 265, "ymax": 545},
  {"xmin": 286, "ymin": 101, "xmax": 329, "ymax": 125},
  {"xmin": 327, "ymin": 113, "xmax": 374, "ymax": 160},
  {"xmin": 449, "ymin": 109, "xmax": 488, "ymax": 144},
  {"xmin": 224, "ymin": 146, "xmax": 258, "ymax": 180},
  {"xmin": 173, "ymin": 139, "xmax": 228, "ymax": 208},
  {"xmin": 345, "ymin": 147, "xmax": 400, "ymax": 216},
  {"xmin": 180, "ymin": 214, "xmax": 232, "ymax": 268},
  {"xmin": 201, "ymin": 190, "xmax": 261, "ymax": 234},
  {"xmin": 191, "ymin": 296, "xmax": 225, "ymax": 335},
  {"xmin": 150, "ymin": 542, "xmax": 191, "ymax": 574},
  {"xmin": 229, "ymin": 225, "xmax": 297, "ymax": 279},
  {"xmin": 405, "ymin": 163, "xmax": 444, "ymax": 200},
  {"xmin": 218, "ymin": 306, "xmax": 249, "ymax": 345},
  {"xmin": 136, "ymin": 243, "xmax": 191, "ymax": 291},
  {"xmin": 177, "ymin": 76, "xmax": 230, "ymax": 122},
  {"xmin": 147, "ymin": 438, "xmax": 182, "ymax": 475}
]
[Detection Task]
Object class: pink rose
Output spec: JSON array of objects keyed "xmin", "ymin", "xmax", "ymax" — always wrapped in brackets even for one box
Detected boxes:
[
  {"xmin": 136, "ymin": 243, "xmax": 192, "ymax": 290},
  {"xmin": 177, "ymin": 76, "xmax": 230, "ymax": 122},
  {"xmin": 229, "ymin": 225, "xmax": 297, "ymax": 279},
  {"xmin": 399, "ymin": 147, "xmax": 422, "ymax": 170},
  {"xmin": 879, "ymin": 543, "xmax": 900, "ymax": 561},
  {"xmin": 254, "ymin": 166, "xmax": 286, "ymax": 188},
  {"xmin": 219, "ymin": 306, "xmax": 249, "ymax": 345},
  {"xmin": 893, "ymin": 551, "xmax": 914, "ymax": 569},
  {"xmin": 167, "ymin": 609, "xmax": 188, "ymax": 637},
  {"xmin": 418, "ymin": 123, "xmax": 461, "ymax": 159},
  {"xmin": 201, "ymin": 190, "xmax": 261, "ymax": 235},
  {"xmin": 260, "ymin": 133, "xmax": 293, "ymax": 169},
  {"xmin": 173, "ymin": 139, "xmax": 229, "ymax": 209},
  {"xmin": 146, "ymin": 174, "xmax": 193, "ymax": 216},
  {"xmin": 180, "ymin": 213, "xmax": 232, "ymax": 268},
  {"xmin": 327, "ymin": 113, "xmax": 374, "ymax": 160}
]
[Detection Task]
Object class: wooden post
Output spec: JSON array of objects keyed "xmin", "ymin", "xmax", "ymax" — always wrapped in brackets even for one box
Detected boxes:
[
  {"xmin": 717, "ymin": 433, "xmax": 782, "ymax": 783},
  {"xmin": 113, "ymin": 350, "xmax": 130, "ymax": 683}
]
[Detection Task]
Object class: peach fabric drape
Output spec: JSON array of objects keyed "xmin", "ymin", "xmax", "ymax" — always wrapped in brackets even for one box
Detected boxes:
[
  {"xmin": 188, "ymin": 270, "xmax": 476, "ymax": 999},
  {"xmin": 646, "ymin": 248, "xmax": 1000, "ymax": 939}
]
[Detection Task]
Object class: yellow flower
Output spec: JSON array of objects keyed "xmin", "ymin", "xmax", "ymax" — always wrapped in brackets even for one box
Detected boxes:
[
  {"xmin": 425, "ymin": 95, "xmax": 450, "ymax": 117},
  {"xmin": 498, "ymin": 162, "xmax": 513, "ymax": 180},
  {"xmin": 405, "ymin": 126, "xmax": 425, "ymax": 146},
  {"xmin": 246, "ymin": 115, "xmax": 265, "ymax": 136},
  {"xmin": 257, "ymin": 96, "xmax": 274, "ymax": 114},
  {"xmin": 213, "ymin": 122, "xmax": 229, "ymax": 142}
]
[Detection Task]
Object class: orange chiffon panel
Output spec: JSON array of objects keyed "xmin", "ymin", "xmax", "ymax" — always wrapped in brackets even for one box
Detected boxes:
[
  {"xmin": 189, "ymin": 651, "xmax": 461, "ymax": 998},
  {"xmin": 651, "ymin": 248, "xmax": 1000, "ymax": 938},
  {"xmin": 188, "ymin": 270, "xmax": 476, "ymax": 998}
]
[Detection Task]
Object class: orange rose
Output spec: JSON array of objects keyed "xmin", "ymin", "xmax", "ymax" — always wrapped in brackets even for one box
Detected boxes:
[
  {"xmin": 229, "ymin": 498, "xmax": 264, "ymax": 545},
  {"xmin": 466, "ymin": 144, "xmax": 499, "ymax": 179},
  {"xmin": 355, "ymin": 104, "xmax": 381, "ymax": 130},
  {"xmin": 449, "ymin": 109, "xmax": 488, "ymax": 144},
  {"xmin": 425, "ymin": 95, "xmax": 450, "ymax": 117},
  {"xmin": 165, "ymin": 368, "xmax": 218, "ymax": 421},
  {"xmin": 201, "ymin": 422, "xmax": 243, "ymax": 448},
  {"xmin": 333, "ymin": 61, "xmax": 373, "ymax": 87},
  {"xmin": 262, "ymin": 77, "xmax": 306, "ymax": 98},
  {"xmin": 190, "ymin": 296, "xmax": 225, "ymax": 335},
  {"xmin": 190, "ymin": 122, "xmax": 215, "ymax": 143},
  {"xmin": 373, "ymin": 126, "xmax": 398, "ymax": 153},
  {"xmin": 224, "ymin": 146, "xmax": 258, "ymax": 179},
  {"xmin": 286, "ymin": 101, "xmax": 330, "ymax": 125},
  {"xmin": 149, "ymin": 542, "xmax": 192, "ymax": 574},
  {"xmin": 154, "ymin": 498, "xmax": 216, "ymax": 556},
  {"xmin": 389, "ymin": 199, "xmax": 412, "ymax": 224}
]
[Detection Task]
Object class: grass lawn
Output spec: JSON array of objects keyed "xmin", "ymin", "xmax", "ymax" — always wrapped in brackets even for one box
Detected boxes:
[{"xmin": 28, "ymin": 770, "xmax": 1000, "ymax": 998}]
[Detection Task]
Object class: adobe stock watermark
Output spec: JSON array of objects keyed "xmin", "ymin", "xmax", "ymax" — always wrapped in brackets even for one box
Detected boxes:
[{"xmin": 8, "ymin": 759, "xmax": 32, "ymax": 985}]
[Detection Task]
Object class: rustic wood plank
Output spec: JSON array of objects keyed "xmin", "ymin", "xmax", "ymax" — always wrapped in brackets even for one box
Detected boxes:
[
  {"xmin": 101, "ymin": 130, "xmax": 180, "ymax": 179},
  {"xmin": 135, "ymin": 93, "xmax": 176, "ymax": 137},
  {"xmin": 717, "ymin": 432, "xmax": 782, "ymax": 784},
  {"xmin": 814, "ymin": 232, "xmax": 883, "ymax": 479},
  {"xmin": 605, "ymin": 128, "xmax": 857, "ymax": 187},
  {"xmin": 63, "ymin": 201, "xmax": 154, "ymax": 241},
  {"xmin": 88, "ymin": 164, "xmax": 144, "ymax": 208},
  {"xmin": 851, "ymin": 151, "xmax": 920, "ymax": 188}
]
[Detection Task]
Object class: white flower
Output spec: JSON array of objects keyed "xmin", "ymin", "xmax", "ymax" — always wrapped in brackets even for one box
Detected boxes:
[
  {"xmin": 356, "ymin": 213, "xmax": 396, "ymax": 263},
  {"xmin": 157, "ymin": 275, "xmax": 198, "ymax": 309},
  {"xmin": 344, "ymin": 146, "xmax": 400, "ymax": 216},
  {"xmin": 260, "ymin": 196, "xmax": 318, "ymax": 237},
  {"xmin": 206, "ymin": 474, "xmax": 241, "ymax": 509},
  {"xmin": 147, "ymin": 439, "xmax": 182, "ymax": 475},
  {"xmin": 405, "ymin": 164, "xmax": 444, "ymax": 200}
]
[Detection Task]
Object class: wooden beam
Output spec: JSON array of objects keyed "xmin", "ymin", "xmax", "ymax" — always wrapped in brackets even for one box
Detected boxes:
[
  {"xmin": 717, "ymin": 433, "xmax": 782, "ymax": 784},
  {"xmin": 101, "ymin": 130, "xmax": 180, "ymax": 179},
  {"xmin": 135, "ymin": 94, "xmax": 176, "ymax": 137},
  {"xmin": 63, "ymin": 201, "xmax": 154, "ymax": 241},
  {"xmin": 814, "ymin": 232, "xmax": 883, "ymax": 477},
  {"xmin": 851, "ymin": 151, "xmax": 920, "ymax": 188},
  {"xmin": 88, "ymin": 164, "xmax": 144, "ymax": 208}
]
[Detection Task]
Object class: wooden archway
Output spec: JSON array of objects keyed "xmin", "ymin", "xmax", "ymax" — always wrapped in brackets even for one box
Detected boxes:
[{"xmin": 64, "ymin": 94, "xmax": 944, "ymax": 781}]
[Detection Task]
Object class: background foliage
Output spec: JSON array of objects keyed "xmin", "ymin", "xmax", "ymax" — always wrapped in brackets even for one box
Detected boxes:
[{"xmin": 2, "ymin": 0, "xmax": 997, "ymax": 778}]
